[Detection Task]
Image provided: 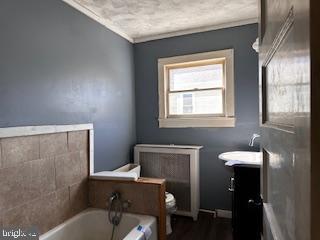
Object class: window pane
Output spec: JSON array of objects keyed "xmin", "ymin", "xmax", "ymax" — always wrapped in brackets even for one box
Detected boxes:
[
  {"xmin": 169, "ymin": 63, "xmax": 223, "ymax": 91},
  {"xmin": 169, "ymin": 89, "xmax": 224, "ymax": 115},
  {"xmin": 182, "ymin": 93, "xmax": 193, "ymax": 113}
]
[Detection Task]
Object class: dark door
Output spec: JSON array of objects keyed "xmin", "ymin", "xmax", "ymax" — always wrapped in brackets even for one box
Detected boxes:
[{"xmin": 259, "ymin": 0, "xmax": 320, "ymax": 239}]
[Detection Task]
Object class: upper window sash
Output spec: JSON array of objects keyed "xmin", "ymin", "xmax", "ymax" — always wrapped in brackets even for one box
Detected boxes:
[{"xmin": 166, "ymin": 59, "xmax": 225, "ymax": 91}]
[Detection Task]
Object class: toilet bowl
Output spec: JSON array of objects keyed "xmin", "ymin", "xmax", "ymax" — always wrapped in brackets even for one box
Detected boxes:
[{"xmin": 165, "ymin": 192, "xmax": 176, "ymax": 235}]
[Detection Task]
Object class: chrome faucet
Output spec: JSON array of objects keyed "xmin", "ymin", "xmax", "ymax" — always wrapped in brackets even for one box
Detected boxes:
[
  {"xmin": 109, "ymin": 192, "xmax": 120, "ymax": 206},
  {"xmin": 249, "ymin": 133, "xmax": 260, "ymax": 147},
  {"xmin": 108, "ymin": 192, "xmax": 122, "ymax": 226}
]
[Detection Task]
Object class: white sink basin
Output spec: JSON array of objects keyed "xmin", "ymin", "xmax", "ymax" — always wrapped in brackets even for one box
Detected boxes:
[{"xmin": 219, "ymin": 151, "xmax": 262, "ymax": 167}]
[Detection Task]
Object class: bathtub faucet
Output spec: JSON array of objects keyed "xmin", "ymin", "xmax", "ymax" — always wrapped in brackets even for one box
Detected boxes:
[
  {"xmin": 107, "ymin": 192, "xmax": 123, "ymax": 227},
  {"xmin": 109, "ymin": 192, "xmax": 120, "ymax": 205}
]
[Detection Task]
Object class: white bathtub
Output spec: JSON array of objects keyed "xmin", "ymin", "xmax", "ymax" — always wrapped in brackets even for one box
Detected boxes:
[{"xmin": 40, "ymin": 209, "xmax": 157, "ymax": 240}]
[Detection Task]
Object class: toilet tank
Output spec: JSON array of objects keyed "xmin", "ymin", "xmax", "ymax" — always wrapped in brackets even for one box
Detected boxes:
[{"xmin": 134, "ymin": 144, "xmax": 202, "ymax": 221}]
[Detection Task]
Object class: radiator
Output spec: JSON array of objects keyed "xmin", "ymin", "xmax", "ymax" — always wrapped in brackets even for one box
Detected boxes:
[{"xmin": 134, "ymin": 144, "xmax": 202, "ymax": 220}]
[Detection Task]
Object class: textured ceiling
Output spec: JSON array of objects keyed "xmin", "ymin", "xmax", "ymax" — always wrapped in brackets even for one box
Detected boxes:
[{"xmin": 74, "ymin": 0, "xmax": 258, "ymax": 41}]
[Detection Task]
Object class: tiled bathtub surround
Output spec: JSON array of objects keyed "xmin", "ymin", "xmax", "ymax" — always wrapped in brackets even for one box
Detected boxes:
[{"xmin": 0, "ymin": 130, "xmax": 89, "ymax": 234}]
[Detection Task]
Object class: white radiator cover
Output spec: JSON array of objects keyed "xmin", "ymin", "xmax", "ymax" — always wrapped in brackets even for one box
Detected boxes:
[{"xmin": 134, "ymin": 144, "xmax": 202, "ymax": 221}]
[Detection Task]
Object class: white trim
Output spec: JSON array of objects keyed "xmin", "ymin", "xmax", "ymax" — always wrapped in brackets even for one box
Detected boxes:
[
  {"xmin": 199, "ymin": 209, "xmax": 232, "ymax": 219},
  {"xmin": 199, "ymin": 209, "xmax": 217, "ymax": 217},
  {"xmin": 89, "ymin": 171, "xmax": 138, "ymax": 181},
  {"xmin": 0, "ymin": 124, "xmax": 93, "ymax": 138},
  {"xmin": 159, "ymin": 117, "xmax": 236, "ymax": 128},
  {"xmin": 89, "ymin": 129, "xmax": 95, "ymax": 174},
  {"xmin": 134, "ymin": 18, "xmax": 258, "ymax": 43},
  {"xmin": 216, "ymin": 209, "xmax": 232, "ymax": 219},
  {"xmin": 62, "ymin": 0, "xmax": 133, "ymax": 43},
  {"xmin": 135, "ymin": 144, "xmax": 203, "ymax": 150},
  {"xmin": 190, "ymin": 149, "xmax": 199, "ymax": 221},
  {"xmin": 157, "ymin": 49, "xmax": 233, "ymax": 66}
]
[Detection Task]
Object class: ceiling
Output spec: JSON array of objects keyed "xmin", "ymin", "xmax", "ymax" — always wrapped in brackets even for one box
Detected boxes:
[{"xmin": 65, "ymin": 0, "xmax": 258, "ymax": 42}]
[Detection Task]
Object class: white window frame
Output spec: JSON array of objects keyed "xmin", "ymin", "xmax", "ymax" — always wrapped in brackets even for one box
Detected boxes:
[{"xmin": 158, "ymin": 49, "xmax": 235, "ymax": 128}]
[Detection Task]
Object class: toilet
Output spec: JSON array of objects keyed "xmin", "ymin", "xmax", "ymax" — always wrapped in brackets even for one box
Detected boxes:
[{"xmin": 165, "ymin": 192, "xmax": 177, "ymax": 235}]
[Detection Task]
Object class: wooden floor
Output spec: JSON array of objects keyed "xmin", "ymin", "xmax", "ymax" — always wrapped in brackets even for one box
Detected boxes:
[{"xmin": 167, "ymin": 212, "xmax": 233, "ymax": 240}]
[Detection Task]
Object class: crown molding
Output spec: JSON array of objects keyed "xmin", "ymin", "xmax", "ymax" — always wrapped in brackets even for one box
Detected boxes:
[
  {"xmin": 62, "ymin": 0, "xmax": 134, "ymax": 43},
  {"xmin": 133, "ymin": 18, "xmax": 258, "ymax": 43},
  {"xmin": 63, "ymin": 0, "xmax": 257, "ymax": 44}
]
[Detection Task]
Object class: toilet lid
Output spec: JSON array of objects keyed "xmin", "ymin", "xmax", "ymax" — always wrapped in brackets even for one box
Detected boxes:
[{"xmin": 165, "ymin": 192, "xmax": 175, "ymax": 204}]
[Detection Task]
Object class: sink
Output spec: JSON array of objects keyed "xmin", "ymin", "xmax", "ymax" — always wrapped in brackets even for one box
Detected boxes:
[{"xmin": 218, "ymin": 151, "xmax": 262, "ymax": 167}]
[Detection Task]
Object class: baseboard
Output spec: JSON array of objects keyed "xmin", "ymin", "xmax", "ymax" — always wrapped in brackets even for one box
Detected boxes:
[
  {"xmin": 199, "ymin": 209, "xmax": 232, "ymax": 219},
  {"xmin": 199, "ymin": 208, "xmax": 217, "ymax": 217},
  {"xmin": 216, "ymin": 209, "xmax": 232, "ymax": 219}
]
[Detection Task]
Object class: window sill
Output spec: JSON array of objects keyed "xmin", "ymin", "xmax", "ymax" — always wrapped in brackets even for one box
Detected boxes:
[{"xmin": 158, "ymin": 117, "xmax": 236, "ymax": 128}]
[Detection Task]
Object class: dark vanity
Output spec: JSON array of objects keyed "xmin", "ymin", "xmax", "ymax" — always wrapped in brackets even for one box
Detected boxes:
[
  {"xmin": 219, "ymin": 150, "xmax": 262, "ymax": 240},
  {"xmin": 231, "ymin": 166, "xmax": 262, "ymax": 240}
]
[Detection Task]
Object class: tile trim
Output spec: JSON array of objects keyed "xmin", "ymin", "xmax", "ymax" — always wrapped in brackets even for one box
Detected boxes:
[
  {"xmin": 89, "ymin": 129, "xmax": 94, "ymax": 175},
  {"xmin": 0, "ymin": 124, "xmax": 93, "ymax": 138}
]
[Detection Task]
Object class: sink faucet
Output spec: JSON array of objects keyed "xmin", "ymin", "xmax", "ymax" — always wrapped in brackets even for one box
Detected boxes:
[{"xmin": 249, "ymin": 133, "xmax": 260, "ymax": 147}]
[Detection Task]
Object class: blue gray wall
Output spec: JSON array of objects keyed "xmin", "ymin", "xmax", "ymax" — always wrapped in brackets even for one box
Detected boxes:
[
  {"xmin": 134, "ymin": 24, "xmax": 259, "ymax": 210},
  {"xmin": 0, "ymin": 2, "xmax": 259, "ymax": 211},
  {"xmin": 0, "ymin": 0, "xmax": 136, "ymax": 171}
]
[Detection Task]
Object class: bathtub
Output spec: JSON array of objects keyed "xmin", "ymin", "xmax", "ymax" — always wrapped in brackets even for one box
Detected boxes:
[{"xmin": 40, "ymin": 209, "xmax": 157, "ymax": 240}]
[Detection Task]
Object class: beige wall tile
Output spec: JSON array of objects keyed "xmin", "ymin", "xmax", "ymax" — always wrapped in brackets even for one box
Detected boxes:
[
  {"xmin": 55, "ymin": 152, "xmax": 81, "ymax": 189},
  {"xmin": 79, "ymin": 150, "xmax": 89, "ymax": 179},
  {"xmin": 0, "ymin": 212, "xmax": 3, "ymax": 228},
  {"xmin": 89, "ymin": 180, "xmax": 159, "ymax": 216},
  {"xmin": 53, "ymin": 188, "xmax": 71, "ymax": 226},
  {"xmin": 0, "ymin": 130, "xmax": 90, "ymax": 234},
  {"xmin": 0, "ymin": 165, "xmax": 28, "ymax": 211},
  {"xmin": 69, "ymin": 180, "xmax": 88, "ymax": 216},
  {"xmin": 68, "ymin": 131, "xmax": 88, "ymax": 152},
  {"xmin": 88, "ymin": 181, "xmax": 96, "ymax": 206},
  {"xmin": 0, "ymin": 141, "xmax": 2, "ymax": 169},
  {"xmin": 3, "ymin": 189, "xmax": 71, "ymax": 234},
  {"xmin": 27, "ymin": 158, "xmax": 56, "ymax": 196},
  {"xmin": 28, "ymin": 193, "xmax": 59, "ymax": 234},
  {"xmin": 40, "ymin": 133, "xmax": 67, "ymax": 158},
  {"xmin": 2, "ymin": 202, "xmax": 31, "ymax": 229},
  {"xmin": 1, "ymin": 136, "xmax": 39, "ymax": 168},
  {"xmin": 0, "ymin": 158, "xmax": 55, "ymax": 212}
]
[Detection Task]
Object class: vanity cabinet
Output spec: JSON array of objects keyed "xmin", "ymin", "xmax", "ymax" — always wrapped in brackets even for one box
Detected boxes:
[{"xmin": 231, "ymin": 166, "xmax": 262, "ymax": 240}]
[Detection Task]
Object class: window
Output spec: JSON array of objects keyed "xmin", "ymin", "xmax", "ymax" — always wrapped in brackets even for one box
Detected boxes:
[{"xmin": 158, "ymin": 49, "xmax": 235, "ymax": 128}]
